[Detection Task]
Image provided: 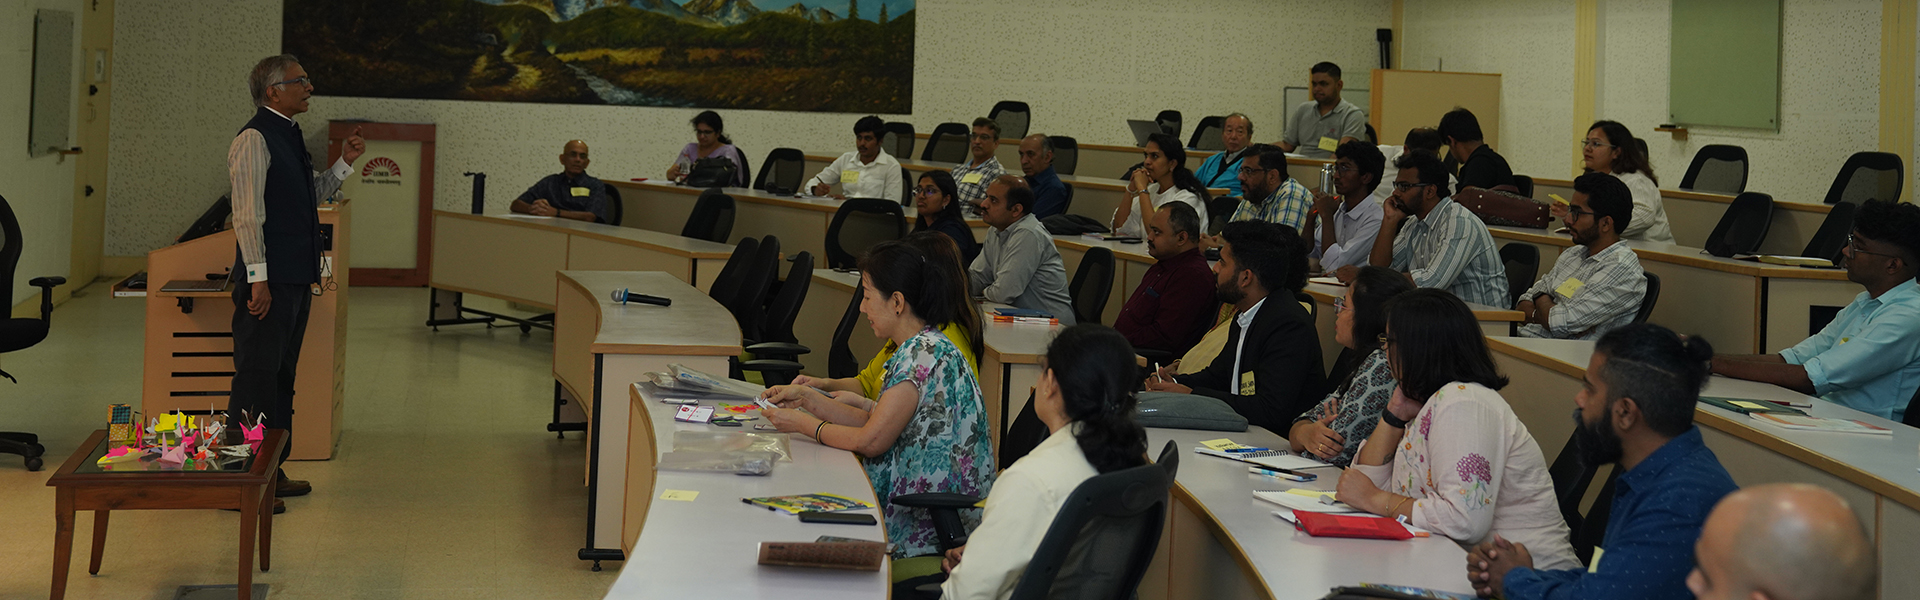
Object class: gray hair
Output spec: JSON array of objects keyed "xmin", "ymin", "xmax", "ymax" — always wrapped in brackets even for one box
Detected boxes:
[
  {"xmin": 249, "ymin": 54, "xmax": 301, "ymax": 107},
  {"xmin": 1026, "ymin": 133, "xmax": 1053, "ymax": 157}
]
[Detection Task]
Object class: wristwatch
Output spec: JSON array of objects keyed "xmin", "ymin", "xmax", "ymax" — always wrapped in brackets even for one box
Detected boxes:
[{"xmin": 1381, "ymin": 411, "xmax": 1410, "ymax": 429}]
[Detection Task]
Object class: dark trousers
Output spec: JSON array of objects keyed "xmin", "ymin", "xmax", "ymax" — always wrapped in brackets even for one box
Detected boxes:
[{"xmin": 229, "ymin": 281, "xmax": 313, "ymax": 449}]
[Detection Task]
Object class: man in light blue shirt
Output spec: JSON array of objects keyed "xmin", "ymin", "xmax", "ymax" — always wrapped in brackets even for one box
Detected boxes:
[{"xmin": 1712, "ymin": 200, "xmax": 1920, "ymax": 420}]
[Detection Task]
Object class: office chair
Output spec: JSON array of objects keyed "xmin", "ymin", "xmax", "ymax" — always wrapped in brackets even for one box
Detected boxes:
[
  {"xmin": 900, "ymin": 167, "xmax": 913, "ymax": 206},
  {"xmin": 923, "ymin": 122, "xmax": 971, "ymax": 164},
  {"xmin": 1187, "ymin": 116, "xmax": 1226, "ymax": 151},
  {"xmin": 1499, "ymin": 243, "xmax": 1539, "ymax": 307},
  {"xmin": 753, "ymin": 148, "xmax": 805, "ymax": 193},
  {"xmin": 705, "ymin": 236, "xmax": 761, "ymax": 324},
  {"xmin": 1205, "ymin": 196, "xmax": 1241, "ymax": 236},
  {"xmin": 826, "ymin": 290, "xmax": 864, "ymax": 379},
  {"xmin": 882, "ymin": 122, "xmax": 916, "ymax": 160},
  {"xmin": 680, "ymin": 189, "xmax": 736, "ymax": 244},
  {"xmin": 602, "ymin": 185, "xmax": 624, "ymax": 227},
  {"xmin": 1678, "ymin": 144, "xmax": 1749, "ymax": 195},
  {"xmin": 1154, "ymin": 110, "xmax": 1182, "ymax": 139},
  {"xmin": 1822, "ymin": 151, "xmax": 1904, "ymax": 206},
  {"xmin": 824, "ymin": 199, "xmax": 907, "ymax": 270},
  {"xmin": 1800, "ymin": 202, "xmax": 1858, "ymax": 263},
  {"xmin": 989, "ymin": 101, "xmax": 1031, "ymax": 139},
  {"xmin": 1548, "ymin": 434, "xmax": 1603, "ymax": 539},
  {"xmin": 1364, "ymin": 122, "xmax": 1378, "ymax": 145},
  {"xmin": 740, "ymin": 251, "xmax": 813, "ymax": 387},
  {"xmin": 1902, "ymin": 384, "xmax": 1920, "ymax": 428},
  {"xmin": 1632, "ymin": 272, "xmax": 1660, "ymax": 325},
  {"xmin": 1703, "ymin": 192, "xmax": 1774, "ymax": 257},
  {"xmin": 1061, "ymin": 183, "xmax": 1076, "ymax": 215},
  {"xmin": 1512, "ymin": 174, "xmax": 1535, "ymax": 198},
  {"xmin": 1573, "ymin": 468, "xmax": 1622, "ymax": 564},
  {"xmin": 1295, "ymin": 291, "xmax": 1318, "ymax": 323},
  {"xmin": 1050, "ymin": 136, "xmax": 1079, "ymax": 176},
  {"xmin": 732, "ymin": 235, "xmax": 783, "ymax": 345},
  {"xmin": 734, "ymin": 147, "xmax": 751, "ymax": 189},
  {"xmin": 1069, "ymin": 247, "xmax": 1115, "ymax": 325},
  {"xmin": 1, "ymin": 193, "xmax": 66, "ymax": 471}
]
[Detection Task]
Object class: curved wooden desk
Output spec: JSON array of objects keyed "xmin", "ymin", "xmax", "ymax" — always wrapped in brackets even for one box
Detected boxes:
[
  {"xmin": 610, "ymin": 180, "xmax": 989, "ymax": 260},
  {"xmin": 1488, "ymin": 336, "xmax": 1918, "ymax": 599},
  {"xmin": 1525, "ymin": 176, "xmax": 1832, "ymax": 255},
  {"xmin": 430, "ymin": 211, "xmax": 736, "ymax": 309},
  {"xmin": 1300, "ymin": 281, "xmax": 1522, "ymax": 369}
]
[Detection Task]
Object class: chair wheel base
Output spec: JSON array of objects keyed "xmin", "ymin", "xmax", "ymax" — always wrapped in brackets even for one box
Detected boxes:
[{"xmin": 25, "ymin": 457, "xmax": 42, "ymax": 471}]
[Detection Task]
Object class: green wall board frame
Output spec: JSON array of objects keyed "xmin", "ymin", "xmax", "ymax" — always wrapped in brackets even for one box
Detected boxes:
[{"xmin": 1670, "ymin": 0, "xmax": 1782, "ymax": 130}]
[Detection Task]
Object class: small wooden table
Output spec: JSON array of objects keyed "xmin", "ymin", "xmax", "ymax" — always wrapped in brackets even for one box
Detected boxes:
[{"xmin": 46, "ymin": 429, "xmax": 287, "ymax": 600}]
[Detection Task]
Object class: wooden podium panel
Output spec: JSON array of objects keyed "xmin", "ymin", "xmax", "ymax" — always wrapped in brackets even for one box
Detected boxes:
[
  {"xmin": 1370, "ymin": 69, "xmax": 1502, "ymax": 149},
  {"xmin": 330, "ymin": 121, "xmax": 433, "ymax": 287}
]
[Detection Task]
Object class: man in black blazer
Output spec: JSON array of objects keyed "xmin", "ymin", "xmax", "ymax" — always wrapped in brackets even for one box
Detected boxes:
[
  {"xmin": 1146, "ymin": 221, "xmax": 1325, "ymax": 432},
  {"xmin": 227, "ymin": 54, "xmax": 365, "ymax": 504}
]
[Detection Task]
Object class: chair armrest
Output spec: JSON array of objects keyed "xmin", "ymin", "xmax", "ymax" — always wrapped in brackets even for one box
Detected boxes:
[
  {"xmin": 28, "ymin": 276, "xmax": 66, "ymax": 289},
  {"xmin": 28, "ymin": 276, "xmax": 66, "ymax": 321},
  {"xmin": 890, "ymin": 492, "xmax": 985, "ymax": 510},
  {"xmin": 739, "ymin": 359, "xmax": 805, "ymax": 373},
  {"xmin": 746, "ymin": 342, "xmax": 811, "ymax": 356}
]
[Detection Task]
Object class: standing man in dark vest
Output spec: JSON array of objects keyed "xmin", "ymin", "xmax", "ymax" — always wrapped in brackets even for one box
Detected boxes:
[{"xmin": 227, "ymin": 54, "xmax": 364, "ymax": 507}]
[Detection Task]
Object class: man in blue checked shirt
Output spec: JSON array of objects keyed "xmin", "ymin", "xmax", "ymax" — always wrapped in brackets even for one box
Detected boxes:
[
  {"xmin": 1467, "ymin": 324, "xmax": 1737, "ymax": 600},
  {"xmin": 1712, "ymin": 199, "xmax": 1920, "ymax": 421}
]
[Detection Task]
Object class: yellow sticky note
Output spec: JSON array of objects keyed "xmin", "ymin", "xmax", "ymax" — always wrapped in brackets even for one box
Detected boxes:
[
  {"xmin": 570, "ymin": 186, "xmax": 590, "ymax": 197},
  {"xmin": 660, "ymin": 490, "xmax": 699, "ymax": 501},
  {"xmin": 842, "ymin": 170, "xmax": 860, "ymax": 185},
  {"xmin": 1317, "ymin": 136, "xmax": 1340, "ymax": 152},
  {"xmin": 1554, "ymin": 277, "xmax": 1586, "ymax": 298},
  {"xmin": 1549, "ymin": 193, "xmax": 1570, "ymax": 205},
  {"xmin": 1199, "ymin": 438, "xmax": 1242, "ymax": 451},
  {"xmin": 1239, "ymin": 371, "xmax": 1257, "ymax": 395},
  {"xmin": 961, "ymin": 172, "xmax": 982, "ymax": 185},
  {"xmin": 1589, "ymin": 547, "xmax": 1605, "ymax": 573},
  {"xmin": 1731, "ymin": 401, "xmax": 1772, "ymax": 410}
]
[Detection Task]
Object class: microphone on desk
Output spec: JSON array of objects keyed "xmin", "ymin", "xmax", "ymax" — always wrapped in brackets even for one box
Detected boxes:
[{"xmin": 610, "ymin": 288, "xmax": 672, "ymax": 307}]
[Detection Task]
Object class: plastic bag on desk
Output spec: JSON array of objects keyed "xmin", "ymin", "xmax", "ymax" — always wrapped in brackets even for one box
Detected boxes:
[
  {"xmin": 672, "ymin": 431, "xmax": 793, "ymax": 462},
  {"xmin": 656, "ymin": 450, "xmax": 777, "ymax": 476}
]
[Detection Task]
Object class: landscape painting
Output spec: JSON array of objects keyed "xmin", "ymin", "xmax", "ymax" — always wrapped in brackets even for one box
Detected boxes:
[{"xmin": 285, "ymin": 0, "xmax": 915, "ymax": 113}]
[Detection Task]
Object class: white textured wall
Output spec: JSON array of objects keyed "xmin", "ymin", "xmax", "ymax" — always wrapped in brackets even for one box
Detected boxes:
[
  {"xmin": 3, "ymin": 0, "xmax": 82, "ymax": 306},
  {"xmin": 1401, "ymin": 0, "xmax": 1578, "ymax": 182},
  {"xmin": 104, "ymin": 0, "xmax": 1388, "ymax": 256}
]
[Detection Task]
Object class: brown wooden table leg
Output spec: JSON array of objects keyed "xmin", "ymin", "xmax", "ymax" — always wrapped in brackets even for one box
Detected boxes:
[
  {"xmin": 88, "ymin": 511, "xmax": 109, "ymax": 575},
  {"xmin": 237, "ymin": 487, "xmax": 258, "ymax": 600},
  {"xmin": 258, "ymin": 482, "xmax": 273, "ymax": 572},
  {"xmin": 50, "ymin": 488, "xmax": 74, "ymax": 600}
]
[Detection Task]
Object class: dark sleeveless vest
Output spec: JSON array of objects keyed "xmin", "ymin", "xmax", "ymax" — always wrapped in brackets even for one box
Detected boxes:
[{"xmin": 237, "ymin": 106, "xmax": 322, "ymax": 285}]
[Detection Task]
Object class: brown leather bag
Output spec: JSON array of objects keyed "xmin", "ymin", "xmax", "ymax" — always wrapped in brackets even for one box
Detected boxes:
[{"xmin": 1454, "ymin": 187, "xmax": 1551, "ymax": 229}]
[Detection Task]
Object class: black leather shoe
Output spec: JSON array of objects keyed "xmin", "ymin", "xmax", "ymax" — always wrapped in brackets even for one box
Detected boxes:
[
  {"xmin": 222, "ymin": 498, "xmax": 286, "ymax": 515},
  {"xmin": 276, "ymin": 469, "xmax": 312, "ymax": 498}
]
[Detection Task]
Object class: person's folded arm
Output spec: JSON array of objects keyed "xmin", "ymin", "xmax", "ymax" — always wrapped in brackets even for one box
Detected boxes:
[
  {"xmin": 312, "ymin": 157, "xmax": 351, "ymax": 203},
  {"xmin": 1185, "ymin": 318, "xmax": 1319, "ymax": 428},
  {"xmin": 981, "ymin": 228, "xmax": 1048, "ymax": 304},
  {"xmin": 1711, "ymin": 356, "xmax": 1814, "ymax": 395},
  {"xmin": 804, "ymin": 155, "xmax": 847, "ymax": 191},
  {"xmin": 1504, "ymin": 500, "xmax": 1713, "ymax": 600},
  {"xmin": 1546, "ymin": 262, "xmax": 1646, "ymax": 336},
  {"xmin": 1318, "ymin": 208, "xmax": 1381, "ymax": 269},
  {"xmin": 1796, "ymin": 305, "xmax": 1920, "ymax": 396}
]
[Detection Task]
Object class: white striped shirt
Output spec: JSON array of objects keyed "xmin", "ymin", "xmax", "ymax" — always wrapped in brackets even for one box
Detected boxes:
[
  {"xmin": 1388, "ymin": 197, "xmax": 1510, "ymax": 307},
  {"xmin": 1517, "ymin": 241, "xmax": 1647, "ymax": 340},
  {"xmin": 227, "ymin": 108, "xmax": 351, "ymax": 283}
]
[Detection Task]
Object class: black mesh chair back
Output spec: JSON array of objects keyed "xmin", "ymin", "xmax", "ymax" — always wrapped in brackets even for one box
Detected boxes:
[
  {"xmin": 1500, "ymin": 243, "xmax": 1539, "ymax": 307},
  {"xmin": 602, "ymin": 185, "xmax": 625, "ymax": 226},
  {"xmin": 1206, "ymin": 196, "xmax": 1240, "ymax": 235},
  {"xmin": 732, "ymin": 236, "xmax": 783, "ymax": 342},
  {"xmin": 1069, "ymin": 247, "xmax": 1115, "ymax": 325},
  {"xmin": 881, "ymin": 122, "xmax": 916, "ymax": 160},
  {"xmin": 0, "ymin": 193, "xmax": 55, "ymax": 356},
  {"xmin": 1823, "ymin": 151, "xmax": 1905, "ymax": 206},
  {"xmin": 923, "ymin": 122, "xmax": 971, "ymax": 163},
  {"xmin": 1187, "ymin": 116, "xmax": 1226, "ymax": 151},
  {"xmin": 1364, "ymin": 122, "xmax": 1378, "ymax": 144},
  {"xmin": 1573, "ymin": 468, "xmax": 1622, "ymax": 564},
  {"xmin": 825, "ymin": 199, "xmax": 907, "ymax": 270},
  {"xmin": 680, "ymin": 189, "xmax": 736, "ymax": 243},
  {"xmin": 753, "ymin": 148, "xmax": 806, "ymax": 193},
  {"xmin": 1547, "ymin": 434, "xmax": 1601, "ymax": 543},
  {"xmin": 1051, "ymin": 136, "xmax": 1080, "ymax": 175},
  {"xmin": 1633, "ymin": 272, "xmax": 1660, "ymax": 324},
  {"xmin": 735, "ymin": 147, "xmax": 750, "ymax": 187},
  {"xmin": 1005, "ymin": 441, "xmax": 1175, "ymax": 600},
  {"xmin": 1512, "ymin": 175, "xmax": 1535, "ymax": 198},
  {"xmin": 1902, "ymin": 384, "xmax": 1920, "ymax": 428},
  {"xmin": 1678, "ymin": 144, "xmax": 1749, "ymax": 194},
  {"xmin": 758, "ymin": 251, "xmax": 812, "ymax": 346},
  {"xmin": 990, "ymin": 101, "xmax": 1031, "ymax": 139},
  {"xmin": 1703, "ymin": 192, "xmax": 1774, "ymax": 257},
  {"xmin": 827, "ymin": 289, "xmax": 863, "ymax": 379},
  {"xmin": 1061, "ymin": 183, "xmax": 1076, "ymax": 214},
  {"xmin": 1294, "ymin": 291, "xmax": 1318, "ymax": 323},
  {"xmin": 705, "ymin": 236, "xmax": 760, "ymax": 315},
  {"xmin": 1154, "ymin": 110, "xmax": 1182, "ymax": 139},
  {"xmin": 1801, "ymin": 202, "xmax": 1858, "ymax": 262}
]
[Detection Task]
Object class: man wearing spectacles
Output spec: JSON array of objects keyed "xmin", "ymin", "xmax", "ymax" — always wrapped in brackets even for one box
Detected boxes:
[
  {"xmin": 510, "ymin": 140, "xmax": 609, "ymax": 223},
  {"xmin": 1202, "ymin": 144, "xmax": 1312, "ymax": 251},
  {"xmin": 1192, "ymin": 113, "xmax": 1255, "ymax": 197},
  {"xmin": 1513, "ymin": 173, "xmax": 1646, "ymax": 340},
  {"xmin": 227, "ymin": 54, "xmax": 368, "ymax": 507},
  {"xmin": 1306, "ymin": 141, "xmax": 1386, "ymax": 272},
  {"xmin": 949, "ymin": 117, "xmax": 1007, "ymax": 207},
  {"xmin": 1345, "ymin": 150, "xmax": 1508, "ymax": 308},
  {"xmin": 1713, "ymin": 200, "xmax": 1920, "ymax": 420}
]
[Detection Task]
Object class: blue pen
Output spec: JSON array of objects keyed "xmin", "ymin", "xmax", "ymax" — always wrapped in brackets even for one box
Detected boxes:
[{"xmin": 1226, "ymin": 447, "xmax": 1271, "ymax": 453}]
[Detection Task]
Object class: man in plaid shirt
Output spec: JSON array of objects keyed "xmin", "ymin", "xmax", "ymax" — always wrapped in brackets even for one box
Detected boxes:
[
  {"xmin": 951, "ymin": 117, "xmax": 1006, "ymax": 207},
  {"xmin": 1204, "ymin": 144, "xmax": 1312, "ymax": 250},
  {"xmin": 1516, "ymin": 173, "xmax": 1647, "ymax": 339}
]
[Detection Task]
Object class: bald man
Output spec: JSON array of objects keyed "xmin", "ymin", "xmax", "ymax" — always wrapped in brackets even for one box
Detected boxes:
[
  {"xmin": 1017, "ymin": 134, "xmax": 1069, "ymax": 218},
  {"xmin": 1689, "ymin": 484, "xmax": 1876, "ymax": 600},
  {"xmin": 512, "ymin": 140, "xmax": 610, "ymax": 223}
]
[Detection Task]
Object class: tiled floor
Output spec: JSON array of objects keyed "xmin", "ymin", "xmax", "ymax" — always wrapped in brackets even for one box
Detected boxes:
[{"xmin": 0, "ymin": 284, "xmax": 619, "ymax": 599}]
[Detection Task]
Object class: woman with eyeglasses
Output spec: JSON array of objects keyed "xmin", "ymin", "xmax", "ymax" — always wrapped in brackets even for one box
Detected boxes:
[
  {"xmin": 1570, "ymin": 120, "xmax": 1673, "ymax": 244},
  {"xmin": 1288, "ymin": 266, "xmax": 1413, "ymax": 467},
  {"xmin": 665, "ymin": 110, "xmax": 749, "ymax": 187},
  {"xmin": 913, "ymin": 171, "xmax": 980, "ymax": 264},
  {"xmin": 1112, "ymin": 132, "xmax": 1211, "ymax": 238},
  {"xmin": 1335, "ymin": 289, "xmax": 1577, "ymax": 570}
]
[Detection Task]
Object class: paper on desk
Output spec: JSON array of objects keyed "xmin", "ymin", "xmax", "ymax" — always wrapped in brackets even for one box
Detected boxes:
[
  {"xmin": 1308, "ymin": 276, "xmax": 1347, "ymax": 287},
  {"xmin": 1254, "ymin": 490, "xmax": 1364, "ymax": 514},
  {"xmin": 660, "ymin": 490, "xmax": 699, "ymax": 501}
]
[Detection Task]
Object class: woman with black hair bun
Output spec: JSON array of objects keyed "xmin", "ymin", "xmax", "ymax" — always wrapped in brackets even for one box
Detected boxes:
[{"xmin": 929, "ymin": 325, "xmax": 1148, "ymax": 600}]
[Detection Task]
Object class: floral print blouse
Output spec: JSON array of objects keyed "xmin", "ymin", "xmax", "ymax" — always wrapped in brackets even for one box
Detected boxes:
[
  {"xmin": 1351, "ymin": 381, "xmax": 1580, "ymax": 570},
  {"xmin": 1294, "ymin": 348, "xmax": 1396, "ymax": 467},
  {"xmin": 866, "ymin": 327, "xmax": 995, "ymax": 558}
]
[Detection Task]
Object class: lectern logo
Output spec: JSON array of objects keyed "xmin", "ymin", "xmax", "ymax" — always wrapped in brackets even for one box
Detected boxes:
[{"xmin": 359, "ymin": 157, "xmax": 403, "ymax": 187}]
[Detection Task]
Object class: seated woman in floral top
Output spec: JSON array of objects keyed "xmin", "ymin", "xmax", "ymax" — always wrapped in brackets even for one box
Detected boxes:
[
  {"xmin": 1335, "ymin": 289, "xmax": 1578, "ymax": 569},
  {"xmin": 761, "ymin": 240, "xmax": 994, "ymax": 558},
  {"xmin": 1290, "ymin": 266, "xmax": 1414, "ymax": 466}
]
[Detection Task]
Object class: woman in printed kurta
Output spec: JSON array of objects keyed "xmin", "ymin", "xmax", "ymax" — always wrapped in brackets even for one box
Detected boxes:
[
  {"xmin": 1336, "ymin": 289, "xmax": 1578, "ymax": 570},
  {"xmin": 1291, "ymin": 266, "xmax": 1414, "ymax": 466},
  {"xmin": 760, "ymin": 239, "xmax": 993, "ymax": 558}
]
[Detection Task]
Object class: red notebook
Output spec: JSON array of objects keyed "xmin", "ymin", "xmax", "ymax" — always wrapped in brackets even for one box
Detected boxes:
[{"xmin": 1293, "ymin": 511, "xmax": 1415, "ymax": 540}]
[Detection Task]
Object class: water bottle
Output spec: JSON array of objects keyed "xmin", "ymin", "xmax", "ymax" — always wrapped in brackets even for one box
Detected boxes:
[{"xmin": 1319, "ymin": 163, "xmax": 1338, "ymax": 195}]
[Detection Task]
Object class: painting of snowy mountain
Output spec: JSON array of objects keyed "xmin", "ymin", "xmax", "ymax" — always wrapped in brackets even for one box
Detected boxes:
[{"xmin": 285, "ymin": 0, "xmax": 914, "ymax": 112}]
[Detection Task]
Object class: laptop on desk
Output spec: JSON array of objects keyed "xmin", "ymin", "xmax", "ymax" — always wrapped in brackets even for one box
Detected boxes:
[{"xmin": 1126, "ymin": 120, "xmax": 1164, "ymax": 147}]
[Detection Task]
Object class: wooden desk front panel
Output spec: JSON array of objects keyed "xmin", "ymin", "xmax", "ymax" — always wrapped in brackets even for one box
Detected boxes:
[
  {"xmin": 566, "ymin": 236, "xmax": 693, "ymax": 290},
  {"xmin": 793, "ymin": 276, "xmax": 884, "ymax": 378},
  {"xmin": 1491, "ymin": 351, "xmax": 1583, "ymax": 466},
  {"xmin": 553, "ymin": 280, "xmax": 600, "ymax": 414},
  {"xmin": 1639, "ymin": 260, "xmax": 1761, "ymax": 353},
  {"xmin": 431, "ymin": 215, "xmax": 568, "ymax": 308},
  {"xmin": 732, "ymin": 201, "xmax": 832, "ymax": 260},
  {"xmin": 1165, "ymin": 495, "xmax": 1266, "ymax": 600},
  {"xmin": 611, "ymin": 182, "xmax": 698, "ymax": 237},
  {"xmin": 1764, "ymin": 278, "xmax": 1860, "ymax": 353}
]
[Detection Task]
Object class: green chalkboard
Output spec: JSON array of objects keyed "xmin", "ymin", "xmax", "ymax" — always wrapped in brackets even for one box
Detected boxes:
[{"xmin": 1670, "ymin": 0, "xmax": 1782, "ymax": 130}]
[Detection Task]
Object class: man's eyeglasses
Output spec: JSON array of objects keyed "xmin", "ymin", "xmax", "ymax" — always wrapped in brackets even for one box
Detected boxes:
[
  {"xmin": 1847, "ymin": 233, "xmax": 1902, "ymax": 259},
  {"xmin": 1333, "ymin": 296, "xmax": 1347, "ymax": 314},
  {"xmin": 1565, "ymin": 205, "xmax": 1595, "ymax": 221},
  {"xmin": 1332, "ymin": 164, "xmax": 1358, "ymax": 173},
  {"xmin": 269, "ymin": 76, "xmax": 312, "ymax": 88},
  {"xmin": 1390, "ymin": 182, "xmax": 1433, "ymax": 192},
  {"xmin": 1579, "ymin": 139, "xmax": 1614, "ymax": 149},
  {"xmin": 1237, "ymin": 166, "xmax": 1276, "ymax": 175}
]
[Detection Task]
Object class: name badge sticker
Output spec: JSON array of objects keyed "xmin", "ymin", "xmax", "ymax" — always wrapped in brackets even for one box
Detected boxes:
[
  {"xmin": 1239, "ymin": 371, "xmax": 1257, "ymax": 395},
  {"xmin": 1554, "ymin": 277, "xmax": 1587, "ymax": 299},
  {"xmin": 570, "ymin": 187, "xmax": 591, "ymax": 197},
  {"xmin": 1317, "ymin": 137, "xmax": 1340, "ymax": 152},
  {"xmin": 842, "ymin": 170, "xmax": 860, "ymax": 185}
]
